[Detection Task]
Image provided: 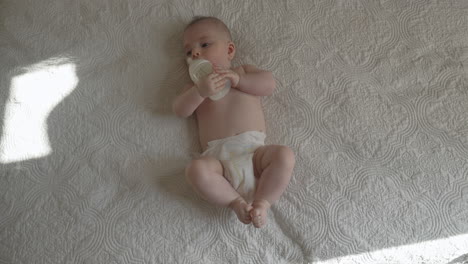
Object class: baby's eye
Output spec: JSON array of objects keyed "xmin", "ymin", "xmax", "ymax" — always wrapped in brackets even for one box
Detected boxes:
[{"xmin": 201, "ymin": 43, "xmax": 209, "ymax": 48}]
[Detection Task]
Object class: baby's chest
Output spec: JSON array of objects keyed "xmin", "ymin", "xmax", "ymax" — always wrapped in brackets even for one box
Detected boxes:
[{"xmin": 197, "ymin": 91, "xmax": 262, "ymax": 119}]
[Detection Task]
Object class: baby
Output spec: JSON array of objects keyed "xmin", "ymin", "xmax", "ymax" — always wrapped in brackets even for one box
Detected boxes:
[{"xmin": 172, "ymin": 16, "xmax": 295, "ymax": 228}]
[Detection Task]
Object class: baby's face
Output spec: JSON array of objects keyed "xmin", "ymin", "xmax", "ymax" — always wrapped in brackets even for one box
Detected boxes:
[{"xmin": 183, "ymin": 21, "xmax": 234, "ymax": 68}]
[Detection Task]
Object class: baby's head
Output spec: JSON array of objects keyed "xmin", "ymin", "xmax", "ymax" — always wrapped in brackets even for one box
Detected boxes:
[{"xmin": 183, "ymin": 16, "xmax": 235, "ymax": 68}]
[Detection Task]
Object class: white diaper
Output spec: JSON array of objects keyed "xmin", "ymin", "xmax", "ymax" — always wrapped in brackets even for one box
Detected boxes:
[{"xmin": 201, "ymin": 131, "xmax": 266, "ymax": 202}]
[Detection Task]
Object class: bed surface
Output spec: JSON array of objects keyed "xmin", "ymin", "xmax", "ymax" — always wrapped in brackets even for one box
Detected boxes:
[{"xmin": 1, "ymin": 0, "xmax": 468, "ymax": 263}]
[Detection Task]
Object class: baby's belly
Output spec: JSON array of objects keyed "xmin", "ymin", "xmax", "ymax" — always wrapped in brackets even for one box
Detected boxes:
[{"xmin": 196, "ymin": 90, "xmax": 266, "ymax": 151}]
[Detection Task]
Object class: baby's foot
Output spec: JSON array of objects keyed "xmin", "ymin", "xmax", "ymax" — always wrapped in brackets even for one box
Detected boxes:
[
  {"xmin": 229, "ymin": 197, "xmax": 253, "ymax": 224},
  {"xmin": 250, "ymin": 199, "xmax": 271, "ymax": 228}
]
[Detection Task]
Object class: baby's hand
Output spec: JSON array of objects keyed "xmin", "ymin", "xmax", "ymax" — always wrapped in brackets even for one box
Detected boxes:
[
  {"xmin": 214, "ymin": 65, "xmax": 240, "ymax": 88},
  {"xmin": 196, "ymin": 72, "xmax": 227, "ymax": 98}
]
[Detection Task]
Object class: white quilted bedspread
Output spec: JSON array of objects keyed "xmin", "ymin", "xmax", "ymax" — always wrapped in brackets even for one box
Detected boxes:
[{"xmin": 1, "ymin": 0, "xmax": 468, "ymax": 263}]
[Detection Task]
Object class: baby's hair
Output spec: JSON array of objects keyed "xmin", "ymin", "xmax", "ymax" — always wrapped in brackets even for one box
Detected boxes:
[{"xmin": 185, "ymin": 16, "xmax": 232, "ymax": 40}]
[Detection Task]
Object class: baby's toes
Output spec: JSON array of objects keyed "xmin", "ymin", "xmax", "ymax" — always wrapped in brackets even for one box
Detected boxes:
[
  {"xmin": 250, "ymin": 210, "xmax": 260, "ymax": 223},
  {"xmin": 242, "ymin": 216, "xmax": 252, "ymax": 224},
  {"xmin": 250, "ymin": 207, "xmax": 260, "ymax": 218},
  {"xmin": 252, "ymin": 216, "xmax": 263, "ymax": 228},
  {"xmin": 242, "ymin": 205, "xmax": 252, "ymax": 223}
]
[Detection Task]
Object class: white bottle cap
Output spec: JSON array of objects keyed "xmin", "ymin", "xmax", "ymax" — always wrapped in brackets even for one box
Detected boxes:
[{"xmin": 188, "ymin": 59, "xmax": 213, "ymax": 84}]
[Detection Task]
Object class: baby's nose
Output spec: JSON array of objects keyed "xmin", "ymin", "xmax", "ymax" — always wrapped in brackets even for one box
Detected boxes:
[{"xmin": 192, "ymin": 50, "xmax": 201, "ymax": 58}]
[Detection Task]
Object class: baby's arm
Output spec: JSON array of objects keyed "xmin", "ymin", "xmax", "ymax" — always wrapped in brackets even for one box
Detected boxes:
[
  {"xmin": 217, "ymin": 64, "xmax": 276, "ymax": 96},
  {"xmin": 172, "ymin": 83, "xmax": 205, "ymax": 118}
]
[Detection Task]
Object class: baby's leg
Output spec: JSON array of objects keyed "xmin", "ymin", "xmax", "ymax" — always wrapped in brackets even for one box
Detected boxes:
[
  {"xmin": 251, "ymin": 145, "xmax": 295, "ymax": 228},
  {"xmin": 186, "ymin": 156, "xmax": 252, "ymax": 224}
]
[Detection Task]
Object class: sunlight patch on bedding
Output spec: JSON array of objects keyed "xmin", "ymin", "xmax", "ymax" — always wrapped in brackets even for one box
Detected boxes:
[
  {"xmin": 0, "ymin": 59, "xmax": 78, "ymax": 163},
  {"xmin": 316, "ymin": 234, "xmax": 468, "ymax": 264}
]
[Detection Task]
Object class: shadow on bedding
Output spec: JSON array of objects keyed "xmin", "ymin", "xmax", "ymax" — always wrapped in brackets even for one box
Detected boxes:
[{"xmin": 447, "ymin": 254, "xmax": 468, "ymax": 264}]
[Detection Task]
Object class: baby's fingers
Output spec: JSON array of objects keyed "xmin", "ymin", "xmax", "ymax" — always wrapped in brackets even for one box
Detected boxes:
[
  {"xmin": 214, "ymin": 79, "xmax": 226, "ymax": 90},
  {"xmin": 214, "ymin": 77, "xmax": 226, "ymax": 86},
  {"xmin": 208, "ymin": 72, "xmax": 223, "ymax": 80}
]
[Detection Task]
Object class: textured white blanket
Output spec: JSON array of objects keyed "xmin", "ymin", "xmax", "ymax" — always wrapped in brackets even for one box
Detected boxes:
[{"xmin": 1, "ymin": 0, "xmax": 468, "ymax": 263}]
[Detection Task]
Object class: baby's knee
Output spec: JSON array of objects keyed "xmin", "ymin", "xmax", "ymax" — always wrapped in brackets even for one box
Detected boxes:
[
  {"xmin": 185, "ymin": 158, "xmax": 212, "ymax": 184},
  {"xmin": 275, "ymin": 145, "xmax": 295, "ymax": 168}
]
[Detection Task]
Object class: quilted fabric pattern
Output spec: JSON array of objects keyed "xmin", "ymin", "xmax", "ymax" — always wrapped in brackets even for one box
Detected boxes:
[{"xmin": 1, "ymin": 0, "xmax": 468, "ymax": 263}]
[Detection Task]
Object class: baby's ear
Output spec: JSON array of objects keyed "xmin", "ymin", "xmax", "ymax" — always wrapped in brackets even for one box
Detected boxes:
[{"xmin": 228, "ymin": 41, "xmax": 236, "ymax": 60}]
